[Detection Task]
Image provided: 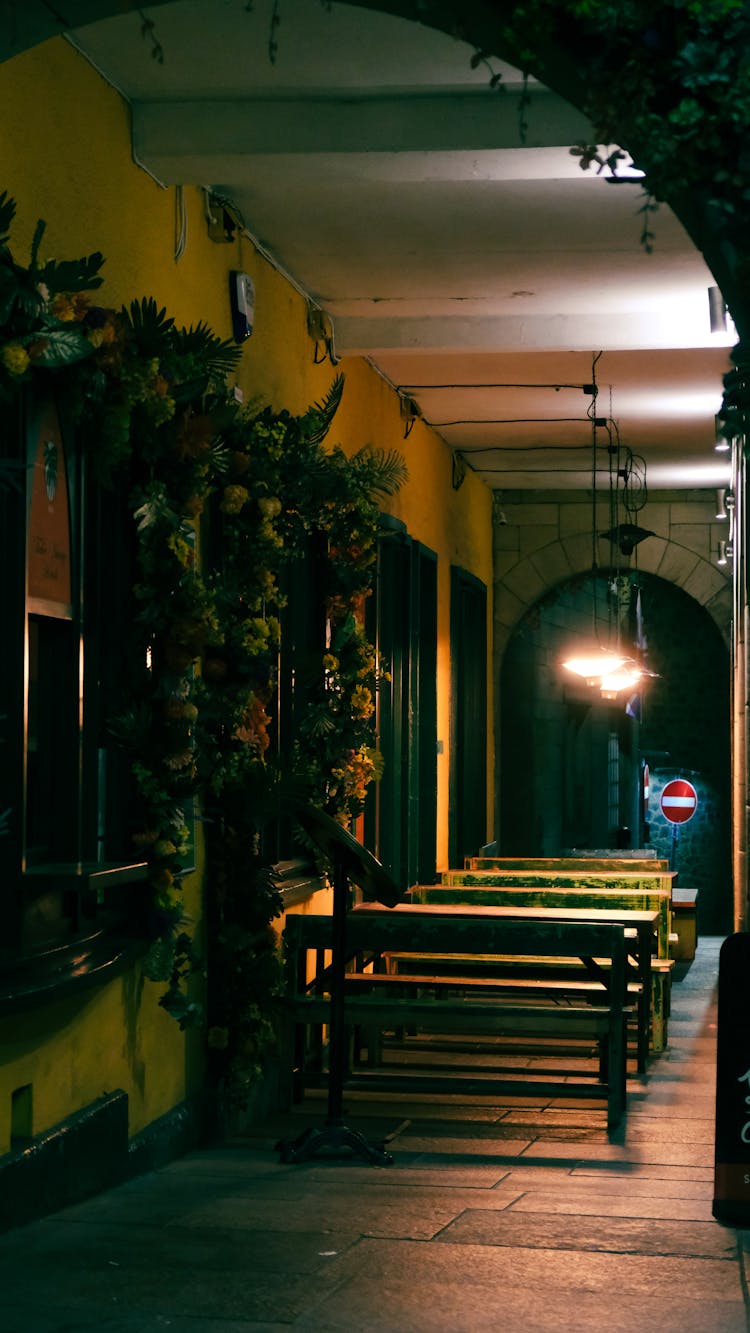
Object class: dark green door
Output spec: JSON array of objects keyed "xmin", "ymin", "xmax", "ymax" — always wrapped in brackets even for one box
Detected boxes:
[
  {"xmin": 449, "ymin": 566, "xmax": 487, "ymax": 867},
  {"xmin": 367, "ymin": 527, "xmax": 437, "ymax": 888}
]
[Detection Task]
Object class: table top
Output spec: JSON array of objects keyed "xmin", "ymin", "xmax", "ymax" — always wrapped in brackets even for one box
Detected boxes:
[
  {"xmin": 353, "ymin": 901, "xmax": 659, "ymax": 927},
  {"xmin": 441, "ymin": 869, "xmax": 675, "ymax": 881}
]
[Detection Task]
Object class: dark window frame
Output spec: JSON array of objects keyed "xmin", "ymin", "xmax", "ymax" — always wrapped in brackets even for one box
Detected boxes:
[{"xmin": 0, "ymin": 391, "xmax": 147, "ymax": 1009}]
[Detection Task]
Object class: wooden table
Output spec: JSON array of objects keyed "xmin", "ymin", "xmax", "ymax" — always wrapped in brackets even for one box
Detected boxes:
[{"xmin": 353, "ymin": 900, "xmax": 657, "ymax": 1071}]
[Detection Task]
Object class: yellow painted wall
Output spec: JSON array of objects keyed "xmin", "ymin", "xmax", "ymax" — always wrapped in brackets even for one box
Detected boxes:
[{"xmin": 0, "ymin": 33, "xmax": 493, "ymax": 1151}]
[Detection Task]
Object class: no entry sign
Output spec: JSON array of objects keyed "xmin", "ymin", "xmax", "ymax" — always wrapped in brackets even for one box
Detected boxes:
[{"xmin": 660, "ymin": 778, "xmax": 698, "ymax": 825}]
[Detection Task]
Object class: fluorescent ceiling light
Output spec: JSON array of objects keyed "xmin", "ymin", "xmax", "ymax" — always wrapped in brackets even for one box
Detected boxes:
[
  {"xmin": 646, "ymin": 461, "xmax": 732, "ymax": 486},
  {"xmin": 616, "ymin": 390, "xmax": 725, "ymax": 419}
]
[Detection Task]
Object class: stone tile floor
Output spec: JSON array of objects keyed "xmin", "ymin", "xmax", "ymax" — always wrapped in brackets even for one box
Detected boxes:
[{"xmin": 2, "ymin": 936, "xmax": 749, "ymax": 1331}]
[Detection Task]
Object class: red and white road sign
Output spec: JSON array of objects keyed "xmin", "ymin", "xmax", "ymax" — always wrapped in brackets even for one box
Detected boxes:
[{"xmin": 660, "ymin": 778, "xmax": 698, "ymax": 825}]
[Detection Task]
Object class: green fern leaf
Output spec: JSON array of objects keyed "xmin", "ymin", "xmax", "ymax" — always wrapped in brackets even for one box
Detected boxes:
[
  {"xmin": 0, "ymin": 191, "xmax": 17, "ymax": 251},
  {"xmin": 122, "ymin": 297, "xmax": 175, "ymax": 355},
  {"xmin": 302, "ymin": 372, "xmax": 345, "ymax": 445},
  {"xmin": 349, "ymin": 445, "xmax": 408, "ymax": 495},
  {"xmin": 29, "ymin": 218, "xmax": 46, "ymax": 271},
  {"xmin": 172, "ymin": 321, "xmax": 243, "ymax": 377}
]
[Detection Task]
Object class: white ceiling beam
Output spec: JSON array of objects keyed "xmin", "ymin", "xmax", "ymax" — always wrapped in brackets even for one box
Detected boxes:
[
  {"xmin": 132, "ymin": 89, "xmax": 592, "ymax": 174},
  {"xmin": 334, "ymin": 311, "xmax": 719, "ymax": 355}
]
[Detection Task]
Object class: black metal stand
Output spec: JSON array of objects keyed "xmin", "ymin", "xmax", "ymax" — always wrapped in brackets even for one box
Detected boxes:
[{"xmin": 277, "ymin": 853, "xmax": 393, "ymax": 1166}]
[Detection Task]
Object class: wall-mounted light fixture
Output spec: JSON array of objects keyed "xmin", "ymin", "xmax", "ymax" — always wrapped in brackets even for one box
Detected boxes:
[
  {"xmin": 399, "ymin": 394, "xmax": 422, "ymax": 439},
  {"xmin": 599, "ymin": 522, "xmax": 655, "ymax": 557},
  {"xmin": 716, "ymin": 488, "xmax": 728, "ymax": 520},
  {"xmin": 717, "ymin": 539, "xmax": 728, "ymax": 567},
  {"xmin": 306, "ymin": 302, "xmax": 339, "ymax": 366},
  {"xmin": 204, "ymin": 189, "xmax": 239, "ymax": 244},
  {"xmin": 229, "ymin": 270, "xmax": 254, "ymax": 342}
]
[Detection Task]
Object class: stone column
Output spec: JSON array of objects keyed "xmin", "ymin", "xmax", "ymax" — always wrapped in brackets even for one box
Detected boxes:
[{"xmin": 722, "ymin": 347, "xmax": 750, "ymax": 929}]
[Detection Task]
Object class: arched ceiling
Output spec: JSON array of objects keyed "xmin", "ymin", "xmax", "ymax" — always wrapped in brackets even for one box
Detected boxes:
[{"xmin": 9, "ymin": 0, "xmax": 734, "ymax": 493}]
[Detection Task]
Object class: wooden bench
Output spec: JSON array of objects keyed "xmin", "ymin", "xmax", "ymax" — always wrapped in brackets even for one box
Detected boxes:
[
  {"xmin": 410, "ymin": 882, "xmax": 673, "ymax": 1052},
  {"xmin": 671, "ymin": 887, "xmax": 699, "ymax": 960},
  {"xmin": 280, "ymin": 909, "xmax": 632, "ymax": 1131}
]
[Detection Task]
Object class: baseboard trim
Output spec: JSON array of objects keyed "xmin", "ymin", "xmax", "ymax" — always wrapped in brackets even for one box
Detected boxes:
[
  {"xmin": 0, "ymin": 1089, "xmax": 129, "ymax": 1233},
  {"xmin": 127, "ymin": 1095, "xmax": 205, "ymax": 1177},
  {"xmin": 0, "ymin": 1091, "xmax": 206, "ymax": 1234}
]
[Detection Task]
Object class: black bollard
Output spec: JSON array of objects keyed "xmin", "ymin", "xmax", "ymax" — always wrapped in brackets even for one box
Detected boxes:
[{"xmin": 713, "ymin": 933, "xmax": 750, "ymax": 1224}]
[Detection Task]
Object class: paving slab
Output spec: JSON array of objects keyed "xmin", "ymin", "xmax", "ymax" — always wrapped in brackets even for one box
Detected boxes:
[
  {"xmin": 0, "ymin": 1217, "xmax": 360, "ymax": 1275},
  {"xmin": 571, "ymin": 1162, "xmax": 714, "ymax": 1182},
  {"xmin": 300, "ymin": 1275, "xmax": 746, "ymax": 1332},
  {"xmin": 438, "ymin": 1208, "xmax": 738, "ymax": 1258},
  {"xmin": 3, "ymin": 1258, "xmax": 338, "ymax": 1324},
  {"xmin": 500, "ymin": 1169, "xmax": 714, "ymax": 1199},
  {"xmin": 505, "ymin": 1190, "xmax": 717, "ymax": 1221},
  {"xmin": 619, "ymin": 1117, "xmax": 716, "ymax": 1144},
  {"xmin": 304, "ymin": 1162, "xmax": 513, "ymax": 1187},
  {"xmin": 524, "ymin": 1138, "xmax": 716, "ymax": 1167},
  {"xmin": 321, "ymin": 1235, "xmax": 744, "ymax": 1302},
  {"xmin": 386, "ymin": 1135, "xmax": 533, "ymax": 1157},
  {"xmin": 177, "ymin": 1181, "xmax": 526, "ymax": 1239}
]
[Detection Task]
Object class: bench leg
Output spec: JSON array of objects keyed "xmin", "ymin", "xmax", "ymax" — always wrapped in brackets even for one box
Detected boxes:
[
  {"xmin": 650, "ymin": 973, "xmax": 670, "ymax": 1052},
  {"xmin": 361, "ymin": 1023, "xmax": 383, "ymax": 1065},
  {"xmin": 606, "ymin": 1015, "xmax": 628, "ymax": 1132}
]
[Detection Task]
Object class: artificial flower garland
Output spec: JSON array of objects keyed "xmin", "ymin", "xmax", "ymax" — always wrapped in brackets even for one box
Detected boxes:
[{"xmin": 0, "ymin": 192, "xmax": 406, "ymax": 1099}]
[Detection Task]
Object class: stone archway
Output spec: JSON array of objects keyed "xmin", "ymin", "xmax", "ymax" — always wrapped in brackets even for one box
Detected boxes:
[{"xmin": 499, "ymin": 565, "xmax": 732, "ymax": 928}]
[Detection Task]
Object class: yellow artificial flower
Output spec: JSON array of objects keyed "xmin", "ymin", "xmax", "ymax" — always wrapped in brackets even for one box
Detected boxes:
[
  {"xmin": 1, "ymin": 343, "xmax": 30, "ymax": 376},
  {"xmin": 153, "ymin": 839, "xmax": 177, "ymax": 858},
  {"xmin": 220, "ymin": 484, "xmax": 250, "ymax": 515},
  {"xmin": 350, "ymin": 684, "xmax": 374, "ymax": 719},
  {"xmin": 50, "ymin": 293, "xmax": 76, "ymax": 322}
]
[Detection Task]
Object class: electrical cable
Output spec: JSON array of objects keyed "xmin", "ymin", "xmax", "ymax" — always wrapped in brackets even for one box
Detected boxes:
[
  {"xmin": 471, "ymin": 467, "xmax": 617, "ymax": 475},
  {"xmin": 397, "ymin": 381, "xmax": 592, "ymax": 391},
  {"xmin": 428, "ymin": 416, "xmax": 596, "ymax": 426},
  {"xmin": 590, "ymin": 352, "xmax": 604, "ymax": 645},
  {"xmin": 174, "ymin": 185, "xmax": 188, "ymax": 263},
  {"xmin": 450, "ymin": 444, "xmax": 610, "ymax": 454}
]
